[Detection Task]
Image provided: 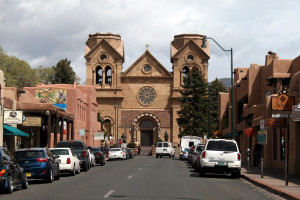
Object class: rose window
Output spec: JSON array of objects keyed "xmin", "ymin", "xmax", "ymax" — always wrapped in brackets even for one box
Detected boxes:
[{"xmin": 137, "ymin": 86, "xmax": 157, "ymax": 106}]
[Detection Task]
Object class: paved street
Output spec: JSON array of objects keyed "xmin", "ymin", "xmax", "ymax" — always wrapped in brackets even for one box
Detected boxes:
[{"xmin": 0, "ymin": 156, "xmax": 284, "ymax": 200}]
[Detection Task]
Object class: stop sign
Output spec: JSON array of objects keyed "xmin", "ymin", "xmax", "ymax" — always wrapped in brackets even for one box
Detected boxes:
[{"xmin": 118, "ymin": 139, "xmax": 123, "ymax": 144}]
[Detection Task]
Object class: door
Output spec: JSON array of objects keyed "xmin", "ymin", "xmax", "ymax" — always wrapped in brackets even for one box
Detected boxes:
[{"xmin": 141, "ymin": 130, "xmax": 153, "ymax": 146}]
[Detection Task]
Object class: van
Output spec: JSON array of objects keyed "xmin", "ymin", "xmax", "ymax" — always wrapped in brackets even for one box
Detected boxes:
[
  {"xmin": 179, "ymin": 136, "xmax": 202, "ymax": 160},
  {"xmin": 156, "ymin": 142, "xmax": 175, "ymax": 158}
]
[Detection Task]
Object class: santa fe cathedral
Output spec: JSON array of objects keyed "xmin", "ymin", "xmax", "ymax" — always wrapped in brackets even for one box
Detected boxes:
[{"xmin": 84, "ymin": 33, "xmax": 210, "ymax": 147}]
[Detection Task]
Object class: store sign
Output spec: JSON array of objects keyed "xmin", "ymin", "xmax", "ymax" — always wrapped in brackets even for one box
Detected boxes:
[
  {"xmin": 265, "ymin": 118, "xmax": 287, "ymax": 128},
  {"xmin": 22, "ymin": 117, "xmax": 42, "ymax": 127},
  {"xmin": 258, "ymin": 130, "xmax": 267, "ymax": 145},
  {"xmin": 271, "ymin": 94, "xmax": 295, "ymax": 111},
  {"xmin": 4, "ymin": 110, "xmax": 23, "ymax": 124}
]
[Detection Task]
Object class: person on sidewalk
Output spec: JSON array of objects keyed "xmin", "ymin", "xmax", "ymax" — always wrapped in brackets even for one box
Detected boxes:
[
  {"xmin": 253, "ymin": 143, "xmax": 262, "ymax": 167},
  {"xmin": 137, "ymin": 145, "xmax": 141, "ymax": 156}
]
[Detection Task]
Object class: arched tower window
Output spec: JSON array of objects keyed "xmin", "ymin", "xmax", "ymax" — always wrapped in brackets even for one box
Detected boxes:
[
  {"xmin": 182, "ymin": 66, "xmax": 189, "ymax": 78},
  {"xmin": 96, "ymin": 66, "xmax": 103, "ymax": 85},
  {"xmin": 105, "ymin": 66, "xmax": 112, "ymax": 85}
]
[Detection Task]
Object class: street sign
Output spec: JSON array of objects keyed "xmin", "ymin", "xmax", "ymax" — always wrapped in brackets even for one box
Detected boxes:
[
  {"xmin": 94, "ymin": 131, "xmax": 104, "ymax": 140},
  {"xmin": 258, "ymin": 130, "xmax": 267, "ymax": 145},
  {"xmin": 292, "ymin": 105, "xmax": 300, "ymax": 121},
  {"xmin": 271, "ymin": 94, "xmax": 295, "ymax": 111},
  {"xmin": 118, "ymin": 139, "xmax": 123, "ymax": 144},
  {"xmin": 79, "ymin": 129, "xmax": 85, "ymax": 136},
  {"xmin": 265, "ymin": 118, "xmax": 287, "ymax": 128}
]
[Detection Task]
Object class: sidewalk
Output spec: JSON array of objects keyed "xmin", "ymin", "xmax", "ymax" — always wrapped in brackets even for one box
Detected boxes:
[{"xmin": 241, "ymin": 165, "xmax": 300, "ymax": 200}]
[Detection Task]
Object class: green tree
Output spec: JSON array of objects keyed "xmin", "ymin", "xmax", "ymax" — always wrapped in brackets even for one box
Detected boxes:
[
  {"xmin": 35, "ymin": 65, "xmax": 55, "ymax": 84},
  {"xmin": 177, "ymin": 68, "xmax": 208, "ymax": 138},
  {"xmin": 0, "ymin": 46, "xmax": 39, "ymax": 89},
  {"xmin": 51, "ymin": 58, "xmax": 77, "ymax": 84},
  {"xmin": 207, "ymin": 78, "xmax": 228, "ymax": 137}
]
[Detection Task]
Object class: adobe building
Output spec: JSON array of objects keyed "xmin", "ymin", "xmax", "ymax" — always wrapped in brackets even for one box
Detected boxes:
[
  {"xmin": 21, "ymin": 83, "xmax": 101, "ymax": 148},
  {"xmin": 85, "ymin": 33, "xmax": 210, "ymax": 147},
  {"xmin": 219, "ymin": 51, "xmax": 300, "ymax": 174}
]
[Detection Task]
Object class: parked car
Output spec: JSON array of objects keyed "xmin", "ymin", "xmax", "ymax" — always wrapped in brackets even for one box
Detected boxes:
[
  {"xmin": 181, "ymin": 147, "xmax": 190, "ymax": 160},
  {"xmin": 14, "ymin": 148, "xmax": 60, "ymax": 183},
  {"xmin": 122, "ymin": 148, "xmax": 129, "ymax": 159},
  {"xmin": 156, "ymin": 142, "xmax": 175, "ymax": 158},
  {"xmin": 126, "ymin": 148, "xmax": 134, "ymax": 159},
  {"xmin": 193, "ymin": 144, "xmax": 205, "ymax": 171},
  {"xmin": 88, "ymin": 148, "xmax": 105, "ymax": 166},
  {"xmin": 87, "ymin": 149, "xmax": 96, "ymax": 167},
  {"xmin": 108, "ymin": 148, "xmax": 126, "ymax": 160},
  {"xmin": 199, "ymin": 139, "xmax": 241, "ymax": 178},
  {"xmin": 56, "ymin": 140, "xmax": 90, "ymax": 172},
  {"xmin": 49, "ymin": 148, "xmax": 80, "ymax": 176},
  {"xmin": 0, "ymin": 147, "xmax": 28, "ymax": 194}
]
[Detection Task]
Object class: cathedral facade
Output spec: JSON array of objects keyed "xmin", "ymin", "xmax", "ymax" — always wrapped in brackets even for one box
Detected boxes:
[{"xmin": 85, "ymin": 33, "xmax": 210, "ymax": 147}]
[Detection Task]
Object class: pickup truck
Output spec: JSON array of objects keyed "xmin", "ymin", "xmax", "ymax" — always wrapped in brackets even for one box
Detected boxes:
[
  {"xmin": 156, "ymin": 142, "xmax": 175, "ymax": 158},
  {"xmin": 199, "ymin": 139, "xmax": 241, "ymax": 178}
]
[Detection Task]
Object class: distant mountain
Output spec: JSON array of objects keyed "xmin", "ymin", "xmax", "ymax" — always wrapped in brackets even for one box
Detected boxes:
[{"xmin": 217, "ymin": 78, "xmax": 231, "ymax": 89}]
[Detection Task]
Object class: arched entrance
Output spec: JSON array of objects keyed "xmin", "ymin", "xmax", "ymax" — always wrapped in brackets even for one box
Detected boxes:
[{"xmin": 139, "ymin": 119, "xmax": 155, "ymax": 146}]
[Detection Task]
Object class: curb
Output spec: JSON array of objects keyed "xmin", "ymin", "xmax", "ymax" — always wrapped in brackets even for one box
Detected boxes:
[{"xmin": 241, "ymin": 174, "xmax": 300, "ymax": 200}]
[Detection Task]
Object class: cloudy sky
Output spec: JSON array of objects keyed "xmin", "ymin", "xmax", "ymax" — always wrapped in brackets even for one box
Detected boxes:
[{"xmin": 1, "ymin": 0, "xmax": 300, "ymax": 84}]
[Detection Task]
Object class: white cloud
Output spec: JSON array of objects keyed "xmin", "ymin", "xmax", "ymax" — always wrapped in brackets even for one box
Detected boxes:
[{"xmin": 0, "ymin": 0, "xmax": 300, "ymax": 83}]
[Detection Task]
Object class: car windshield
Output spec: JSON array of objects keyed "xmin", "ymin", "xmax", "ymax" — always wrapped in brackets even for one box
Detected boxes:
[
  {"xmin": 50, "ymin": 149, "xmax": 69, "ymax": 156},
  {"xmin": 110, "ymin": 148, "xmax": 121, "ymax": 152},
  {"xmin": 126, "ymin": 149, "xmax": 132, "ymax": 152},
  {"xmin": 184, "ymin": 148, "xmax": 190, "ymax": 152},
  {"xmin": 206, "ymin": 141, "xmax": 237, "ymax": 152},
  {"xmin": 90, "ymin": 148, "xmax": 101, "ymax": 153},
  {"xmin": 14, "ymin": 150, "xmax": 45, "ymax": 159},
  {"xmin": 56, "ymin": 142, "xmax": 84, "ymax": 149}
]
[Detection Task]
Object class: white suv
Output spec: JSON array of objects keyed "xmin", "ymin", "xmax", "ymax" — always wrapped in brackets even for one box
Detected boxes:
[
  {"xmin": 199, "ymin": 139, "xmax": 241, "ymax": 178},
  {"xmin": 156, "ymin": 142, "xmax": 175, "ymax": 158}
]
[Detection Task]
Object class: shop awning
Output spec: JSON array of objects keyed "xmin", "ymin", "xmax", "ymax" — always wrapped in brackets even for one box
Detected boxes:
[{"xmin": 3, "ymin": 125, "xmax": 29, "ymax": 137}]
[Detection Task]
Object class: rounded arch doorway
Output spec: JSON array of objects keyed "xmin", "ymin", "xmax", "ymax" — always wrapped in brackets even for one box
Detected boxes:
[{"xmin": 139, "ymin": 119, "xmax": 157, "ymax": 146}]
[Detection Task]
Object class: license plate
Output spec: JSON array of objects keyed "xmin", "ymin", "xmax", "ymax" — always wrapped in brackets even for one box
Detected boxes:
[
  {"xmin": 163, "ymin": 149, "xmax": 167, "ymax": 151},
  {"xmin": 25, "ymin": 172, "xmax": 31, "ymax": 177},
  {"xmin": 217, "ymin": 162, "xmax": 226, "ymax": 166}
]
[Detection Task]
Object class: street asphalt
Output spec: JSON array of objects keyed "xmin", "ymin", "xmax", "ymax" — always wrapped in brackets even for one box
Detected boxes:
[{"xmin": 0, "ymin": 156, "xmax": 286, "ymax": 200}]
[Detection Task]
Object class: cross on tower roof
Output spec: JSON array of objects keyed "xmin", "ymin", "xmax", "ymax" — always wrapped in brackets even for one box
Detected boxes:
[{"xmin": 145, "ymin": 43, "xmax": 150, "ymax": 50}]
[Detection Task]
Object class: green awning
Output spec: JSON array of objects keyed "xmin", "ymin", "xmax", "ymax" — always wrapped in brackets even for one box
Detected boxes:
[{"xmin": 3, "ymin": 125, "xmax": 29, "ymax": 137}]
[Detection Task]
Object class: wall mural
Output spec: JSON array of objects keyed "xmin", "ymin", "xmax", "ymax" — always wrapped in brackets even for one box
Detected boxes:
[{"xmin": 36, "ymin": 89, "xmax": 67, "ymax": 110}]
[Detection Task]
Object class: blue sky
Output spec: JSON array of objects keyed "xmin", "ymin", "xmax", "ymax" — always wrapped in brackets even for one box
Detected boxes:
[{"xmin": 1, "ymin": 0, "xmax": 300, "ymax": 83}]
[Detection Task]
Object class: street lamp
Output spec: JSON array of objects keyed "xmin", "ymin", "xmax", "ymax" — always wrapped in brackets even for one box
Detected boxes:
[{"xmin": 202, "ymin": 36, "xmax": 235, "ymax": 139}]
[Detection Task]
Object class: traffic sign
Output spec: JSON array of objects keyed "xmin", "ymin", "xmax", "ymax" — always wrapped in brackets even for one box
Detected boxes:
[{"xmin": 118, "ymin": 139, "xmax": 123, "ymax": 144}]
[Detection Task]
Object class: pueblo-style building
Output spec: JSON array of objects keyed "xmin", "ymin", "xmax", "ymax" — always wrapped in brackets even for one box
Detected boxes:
[{"xmin": 85, "ymin": 33, "xmax": 210, "ymax": 147}]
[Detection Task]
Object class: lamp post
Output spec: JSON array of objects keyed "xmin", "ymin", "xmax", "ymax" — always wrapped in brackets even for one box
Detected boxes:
[{"xmin": 202, "ymin": 36, "xmax": 235, "ymax": 139}]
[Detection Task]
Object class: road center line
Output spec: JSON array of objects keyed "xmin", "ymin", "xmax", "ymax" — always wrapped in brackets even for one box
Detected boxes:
[
  {"xmin": 128, "ymin": 175, "xmax": 133, "ymax": 179},
  {"xmin": 104, "ymin": 190, "xmax": 115, "ymax": 198}
]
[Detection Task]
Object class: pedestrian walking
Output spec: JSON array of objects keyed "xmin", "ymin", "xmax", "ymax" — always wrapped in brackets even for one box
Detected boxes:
[{"xmin": 137, "ymin": 145, "xmax": 141, "ymax": 156}]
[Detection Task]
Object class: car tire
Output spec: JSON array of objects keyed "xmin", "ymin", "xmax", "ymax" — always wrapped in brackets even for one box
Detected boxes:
[
  {"xmin": 199, "ymin": 167, "xmax": 206, "ymax": 177},
  {"xmin": 83, "ymin": 162, "xmax": 88, "ymax": 172},
  {"xmin": 76, "ymin": 167, "xmax": 81, "ymax": 174},
  {"xmin": 47, "ymin": 169, "xmax": 53, "ymax": 183},
  {"xmin": 20, "ymin": 173, "xmax": 28, "ymax": 189},
  {"xmin": 160, "ymin": 155, "xmax": 162, "ymax": 158},
  {"xmin": 231, "ymin": 171, "xmax": 240, "ymax": 179},
  {"xmin": 54, "ymin": 167, "xmax": 60, "ymax": 180},
  {"xmin": 6, "ymin": 176, "xmax": 13, "ymax": 194},
  {"xmin": 156, "ymin": 155, "xmax": 158, "ymax": 158},
  {"xmin": 70, "ymin": 165, "xmax": 76, "ymax": 176}
]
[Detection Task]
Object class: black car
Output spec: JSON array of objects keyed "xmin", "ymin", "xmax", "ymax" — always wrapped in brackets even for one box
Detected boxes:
[
  {"xmin": 126, "ymin": 148, "xmax": 134, "ymax": 159},
  {"xmin": 14, "ymin": 148, "xmax": 60, "ymax": 183},
  {"xmin": 88, "ymin": 148, "xmax": 105, "ymax": 166},
  {"xmin": 56, "ymin": 140, "xmax": 90, "ymax": 171},
  {"xmin": 0, "ymin": 147, "xmax": 28, "ymax": 193}
]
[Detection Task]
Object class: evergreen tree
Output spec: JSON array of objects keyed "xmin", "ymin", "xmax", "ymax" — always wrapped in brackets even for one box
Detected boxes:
[
  {"xmin": 207, "ymin": 78, "xmax": 228, "ymax": 137},
  {"xmin": 51, "ymin": 58, "xmax": 76, "ymax": 84},
  {"xmin": 177, "ymin": 68, "xmax": 208, "ymax": 138}
]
